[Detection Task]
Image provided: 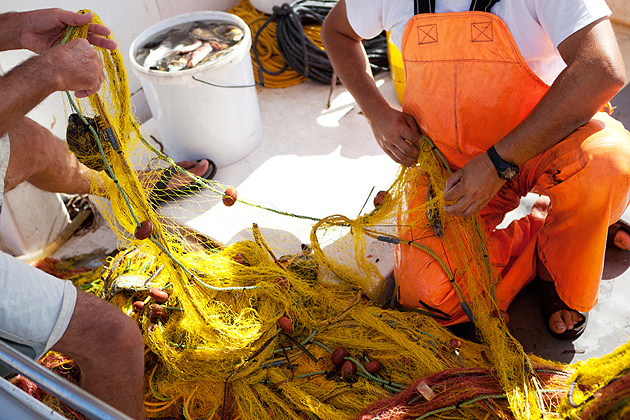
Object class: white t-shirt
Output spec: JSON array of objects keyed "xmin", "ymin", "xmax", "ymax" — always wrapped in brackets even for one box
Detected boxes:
[{"xmin": 346, "ymin": 0, "xmax": 612, "ymax": 85}]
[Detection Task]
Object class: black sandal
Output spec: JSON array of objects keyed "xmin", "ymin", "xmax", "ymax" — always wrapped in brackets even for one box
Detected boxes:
[
  {"xmin": 148, "ymin": 159, "xmax": 217, "ymax": 209},
  {"xmin": 538, "ymin": 278, "xmax": 588, "ymax": 341}
]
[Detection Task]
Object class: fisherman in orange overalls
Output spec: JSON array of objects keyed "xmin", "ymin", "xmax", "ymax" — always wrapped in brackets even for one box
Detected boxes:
[{"xmin": 322, "ymin": 0, "xmax": 630, "ymax": 339}]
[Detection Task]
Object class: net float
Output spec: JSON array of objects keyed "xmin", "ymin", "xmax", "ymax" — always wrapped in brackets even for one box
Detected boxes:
[
  {"xmin": 278, "ymin": 316, "xmax": 293, "ymax": 334},
  {"xmin": 233, "ymin": 252, "xmax": 248, "ymax": 265},
  {"xmin": 223, "ymin": 188, "xmax": 237, "ymax": 206},
  {"xmin": 132, "ymin": 301, "xmax": 145, "ymax": 313},
  {"xmin": 331, "ymin": 347, "xmax": 350, "ymax": 367},
  {"xmin": 149, "ymin": 287, "xmax": 169, "ymax": 304},
  {"xmin": 492, "ymin": 309, "xmax": 510, "ymax": 324},
  {"xmin": 340, "ymin": 360, "xmax": 357, "ymax": 378},
  {"xmin": 134, "ymin": 220, "xmax": 153, "ymax": 240},
  {"xmin": 365, "ymin": 360, "xmax": 381, "ymax": 374},
  {"xmin": 373, "ymin": 190, "xmax": 388, "ymax": 207},
  {"xmin": 449, "ymin": 339, "xmax": 461, "ymax": 350},
  {"xmin": 149, "ymin": 304, "xmax": 168, "ymax": 324},
  {"xmin": 275, "ymin": 276, "xmax": 289, "ymax": 289}
]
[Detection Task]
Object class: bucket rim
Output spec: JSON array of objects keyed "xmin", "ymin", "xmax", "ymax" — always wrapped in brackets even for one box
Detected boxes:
[{"xmin": 129, "ymin": 10, "xmax": 252, "ymax": 78}]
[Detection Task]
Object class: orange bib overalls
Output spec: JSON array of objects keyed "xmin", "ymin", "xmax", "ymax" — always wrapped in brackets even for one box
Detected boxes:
[{"xmin": 395, "ymin": 1, "xmax": 630, "ymax": 324}]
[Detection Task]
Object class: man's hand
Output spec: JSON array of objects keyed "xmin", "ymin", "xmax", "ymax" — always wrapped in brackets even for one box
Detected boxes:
[
  {"xmin": 321, "ymin": 0, "xmax": 423, "ymax": 166},
  {"xmin": 17, "ymin": 9, "xmax": 117, "ymax": 53},
  {"xmin": 369, "ymin": 107, "xmax": 421, "ymax": 167},
  {"xmin": 442, "ymin": 152, "xmax": 505, "ymax": 217},
  {"xmin": 39, "ymin": 38, "xmax": 106, "ymax": 98}
]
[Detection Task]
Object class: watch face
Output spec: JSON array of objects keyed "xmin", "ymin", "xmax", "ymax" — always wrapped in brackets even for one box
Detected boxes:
[{"xmin": 501, "ymin": 167, "xmax": 519, "ymax": 180}]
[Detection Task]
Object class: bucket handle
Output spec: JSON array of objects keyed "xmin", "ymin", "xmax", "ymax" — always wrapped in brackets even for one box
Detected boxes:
[{"xmin": 192, "ymin": 76, "xmax": 260, "ymax": 89}]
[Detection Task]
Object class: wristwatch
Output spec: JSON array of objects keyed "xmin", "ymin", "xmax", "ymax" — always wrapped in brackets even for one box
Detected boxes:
[{"xmin": 486, "ymin": 145, "xmax": 519, "ymax": 180}]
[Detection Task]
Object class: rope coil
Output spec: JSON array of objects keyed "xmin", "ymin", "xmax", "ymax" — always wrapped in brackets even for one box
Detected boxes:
[{"xmin": 242, "ymin": 0, "xmax": 389, "ymax": 86}]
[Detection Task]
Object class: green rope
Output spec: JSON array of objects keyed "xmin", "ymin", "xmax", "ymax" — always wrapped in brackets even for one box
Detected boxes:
[
  {"xmin": 474, "ymin": 217, "xmax": 501, "ymax": 314},
  {"xmin": 293, "ymin": 371, "xmax": 328, "ymax": 380},
  {"xmin": 150, "ymin": 236, "xmax": 258, "ymax": 291},
  {"xmin": 413, "ymin": 387, "xmax": 567, "ymax": 420},
  {"xmin": 347, "ymin": 356, "xmax": 405, "ymax": 390},
  {"xmin": 372, "ymin": 231, "xmax": 473, "ymax": 318},
  {"xmin": 422, "ymin": 134, "xmax": 452, "ymax": 176},
  {"xmin": 272, "ymin": 330, "xmax": 318, "ymax": 354}
]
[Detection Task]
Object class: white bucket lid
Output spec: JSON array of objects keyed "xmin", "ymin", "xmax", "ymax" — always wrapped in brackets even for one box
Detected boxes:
[{"xmin": 129, "ymin": 11, "xmax": 252, "ymax": 85}]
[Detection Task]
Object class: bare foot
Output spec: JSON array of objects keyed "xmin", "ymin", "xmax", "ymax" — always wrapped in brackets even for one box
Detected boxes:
[
  {"xmin": 609, "ymin": 221, "xmax": 630, "ymax": 250},
  {"xmin": 536, "ymin": 251, "xmax": 584, "ymax": 336},
  {"xmin": 140, "ymin": 159, "xmax": 211, "ymax": 191},
  {"xmin": 547, "ymin": 306, "xmax": 583, "ymax": 335},
  {"xmin": 165, "ymin": 159, "xmax": 210, "ymax": 189}
]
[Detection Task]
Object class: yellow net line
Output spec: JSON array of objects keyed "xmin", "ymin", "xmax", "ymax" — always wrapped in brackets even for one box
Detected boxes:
[{"xmin": 47, "ymin": 10, "xmax": 630, "ymax": 420}]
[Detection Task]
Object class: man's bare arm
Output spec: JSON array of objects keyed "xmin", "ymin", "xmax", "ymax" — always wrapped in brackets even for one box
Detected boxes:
[
  {"xmin": 443, "ymin": 17, "xmax": 626, "ymax": 217},
  {"xmin": 0, "ymin": 9, "xmax": 116, "ymax": 53},
  {"xmin": 494, "ymin": 17, "xmax": 625, "ymax": 168},
  {"xmin": 321, "ymin": 0, "xmax": 421, "ymax": 166},
  {"xmin": 0, "ymin": 12, "xmax": 23, "ymax": 51},
  {"xmin": 0, "ymin": 9, "xmax": 117, "ymax": 137},
  {"xmin": 0, "ymin": 39, "xmax": 106, "ymax": 137}
]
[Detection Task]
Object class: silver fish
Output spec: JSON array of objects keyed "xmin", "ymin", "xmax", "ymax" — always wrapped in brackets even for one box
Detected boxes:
[
  {"xmin": 140, "ymin": 30, "xmax": 204, "ymax": 70},
  {"xmin": 214, "ymin": 24, "xmax": 244, "ymax": 42},
  {"xmin": 104, "ymin": 274, "xmax": 151, "ymax": 301},
  {"xmin": 165, "ymin": 51, "xmax": 192, "ymax": 72},
  {"xmin": 142, "ymin": 43, "xmax": 173, "ymax": 69},
  {"xmin": 141, "ymin": 29, "xmax": 177, "ymax": 49},
  {"xmin": 187, "ymin": 42, "xmax": 214, "ymax": 68},
  {"xmin": 190, "ymin": 26, "xmax": 219, "ymax": 42}
]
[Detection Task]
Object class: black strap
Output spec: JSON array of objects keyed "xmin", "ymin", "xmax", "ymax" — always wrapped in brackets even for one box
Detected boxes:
[
  {"xmin": 414, "ymin": 0, "xmax": 436, "ymax": 14},
  {"xmin": 469, "ymin": 0, "xmax": 501, "ymax": 12},
  {"xmin": 414, "ymin": 0, "xmax": 500, "ymax": 14}
]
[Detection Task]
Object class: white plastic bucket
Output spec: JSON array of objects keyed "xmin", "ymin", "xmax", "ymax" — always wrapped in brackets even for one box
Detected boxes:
[
  {"xmin": 129, "ymin": 11, "xmax": 262, "ymax": 168},
  {"xmin": 250, "ymin": 0, "xmax": 287, "ymax": 14}
]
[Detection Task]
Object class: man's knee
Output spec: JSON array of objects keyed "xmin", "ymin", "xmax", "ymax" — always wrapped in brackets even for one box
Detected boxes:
[
  {"xmin": 582, "ymin": 115, "xmax": 630, "ymax": 178},
  {"xmin": 53, "ymin": 291, "xmax": 144, "ymax": 366},
  {"xmin": 5, "ymin": 117, "xmax": 56, "ymax": 191},
  {"xmin": 98, "ymin": 308, "xmax": 144, "ymax": 358}
]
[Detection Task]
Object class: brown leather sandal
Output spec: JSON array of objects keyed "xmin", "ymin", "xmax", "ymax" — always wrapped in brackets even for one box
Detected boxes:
[{"xmin": 538, "ymin": 278, "xmax": 588, "ymax": 341}]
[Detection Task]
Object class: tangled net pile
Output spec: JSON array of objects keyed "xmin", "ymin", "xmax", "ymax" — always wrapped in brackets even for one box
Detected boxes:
[{"xmin": 39, "ymin": 11, "xmax": 630, "ymax": 420}]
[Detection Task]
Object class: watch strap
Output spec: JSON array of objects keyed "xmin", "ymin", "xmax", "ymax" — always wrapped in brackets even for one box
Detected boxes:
[{"xmin": 487, "ymin": 145, "xmax": 518, "ymax": 180}]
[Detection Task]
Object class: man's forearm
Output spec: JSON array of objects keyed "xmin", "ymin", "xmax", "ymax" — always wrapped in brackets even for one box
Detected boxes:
[
  {"xmin": 494, "ymin": 18, "xmax": 625, "ymax": 167},
  {"xmin": 321, "ymin": 1, "xmax": 392, "ymax": 122},
  {"xmin": 0, "ymin": 12, "xmax": 24, "ymax": 52},
  {"xmin": 0, "ymin": 54, "xmax": 58, "ymax": 137},
  {"xmin": 327, "ymin": 34, "xmax": 391, "ymax": 121}
]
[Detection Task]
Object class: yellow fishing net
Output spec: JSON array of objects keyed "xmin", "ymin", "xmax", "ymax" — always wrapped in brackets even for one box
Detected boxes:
[{"xmin": 50, "ymin": 10, "xmax": 630, "ymax": 420}]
